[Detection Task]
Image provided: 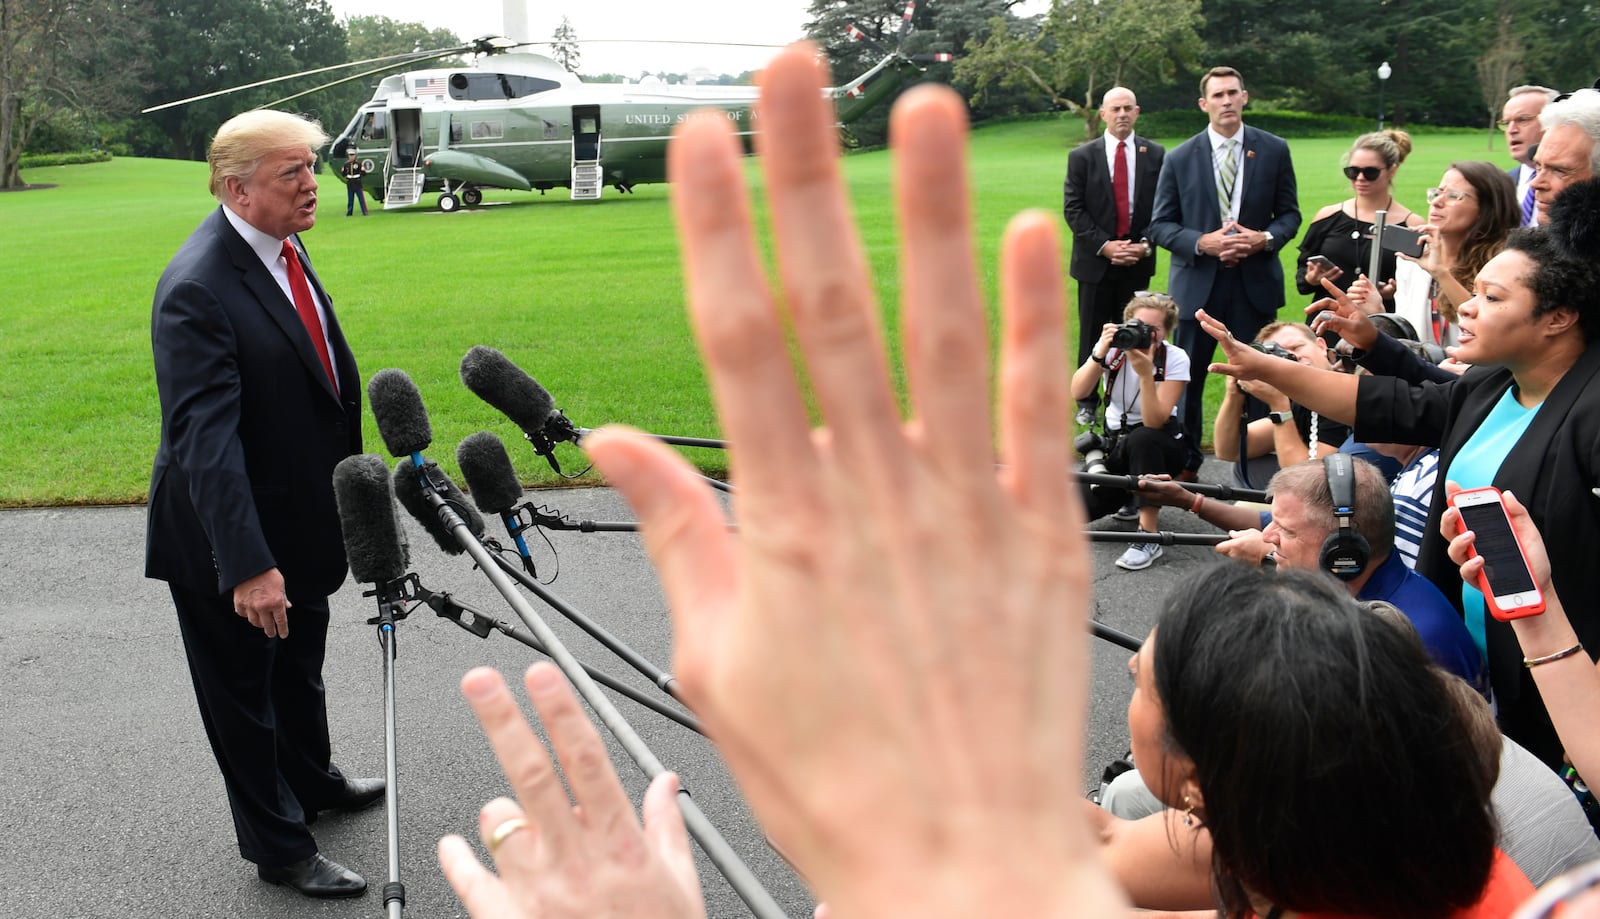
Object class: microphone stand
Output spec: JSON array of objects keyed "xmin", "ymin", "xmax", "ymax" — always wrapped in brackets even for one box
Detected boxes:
[
  {"xmin": 1076, "ymin": 471, "xmax": 1269, "ymax": 504},
  {"xmin": 363, "ymin": 571, "xmax": 423, "ymax": 919},
  {"xmin": 1086, "ymin": 530, "xmax": 1228, "ymax": 546},
  {"xmin": 408, "ymin": 466, "xmax": 789, "ymax": 919},
  {"xmin": 418, "ymin": 585, "xmax": 704, "ymax": 735}
]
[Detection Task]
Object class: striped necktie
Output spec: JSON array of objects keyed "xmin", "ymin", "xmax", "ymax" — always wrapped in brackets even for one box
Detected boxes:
[
  {"xmin": 1216, "ymin": 138, "xmax": 1239, "ymax": 220},
  {"xmin": 1521, "ymin": 175, "xmax": 1537, "ymax": 226}
]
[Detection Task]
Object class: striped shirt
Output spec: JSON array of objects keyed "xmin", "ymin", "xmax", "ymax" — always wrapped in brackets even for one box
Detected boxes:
[{"xmin": 1392, "ymin": 449, "xmax": 1440, "ymax": 569}]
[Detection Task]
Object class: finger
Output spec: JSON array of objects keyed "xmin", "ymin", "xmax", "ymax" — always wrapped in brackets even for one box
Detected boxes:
[
  {"xmin": 584, "ymin": 427, "xmax": 735, "ymax": 677},
  {"xmin": 667, "ymin": 86, "xmax": 816, "ymax": 502},
  {"xmin": 894, "ymin": 85, "xmax": 991, "ymax": 479},
  {"xmin": 756, "ymin": 44, "xmax": 905, "ymax": 476},
  {"xmin": 273, "ymin": 606, "xmax": 289, "ymax": 639},
  {"xmin": 996, "ymin": 211, "xmax": 1072, "ymax": 520},
  {"xmin": 438, "ymin": 834, "xmax": 519, "ymax": 919},
  {"xmin": 476, "ymin": 797, "xmax": 542, "ymax": 890},
  {"xmin": 642, "ymin": 773, "xmax": 701, "ymax": 907},
  {"xmin": 1446, "ymin": 528, "xmax": 1476, "ymax": 566},
  {"xmin": 459, "ymin": 667, "xmax": 576, "ymax": 855},
  {"xmin": 522, "ymin": 662, "xmax": 637, "ymax": 842}
]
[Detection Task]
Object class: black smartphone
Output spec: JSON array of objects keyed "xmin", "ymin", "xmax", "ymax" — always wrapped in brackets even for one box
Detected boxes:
[{"xmin": 1378, "ymin": 224, "xmax": 1426, "ymax": 259}]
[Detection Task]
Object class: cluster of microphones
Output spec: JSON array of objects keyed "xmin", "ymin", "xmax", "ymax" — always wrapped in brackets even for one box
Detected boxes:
[{"xmin": 332, "ymin": 347, "xmax": 783, "ymax": 919}]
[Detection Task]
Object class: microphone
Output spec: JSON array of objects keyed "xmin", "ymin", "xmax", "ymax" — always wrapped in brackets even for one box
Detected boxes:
[
  {"xmin": 392, "ymin": 457, "xmax": 485, "ymax": 554},
  {"xmin": 456, "ymin": 431, "xmax": 526, "ymax": 516},
  {"xmin": 333, "ymin": 453, "xmax": 411, "ymax": 587},
  {"xmin": 459, "ymin": 346, "xmax": 581, "ymax": 471},
  {"xmin": 368, "ymin": 368, "xmax": 433, "ymax": 459}
]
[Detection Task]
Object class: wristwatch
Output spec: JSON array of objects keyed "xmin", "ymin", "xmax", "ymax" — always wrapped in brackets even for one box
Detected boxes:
[
  {"xmin": 1262, "ymin": 231, "xmax": 1276, "ymax": 251},
  {"xmin": 1268, "ymin": 410, "xmax": 1292, "ymax": 425}
]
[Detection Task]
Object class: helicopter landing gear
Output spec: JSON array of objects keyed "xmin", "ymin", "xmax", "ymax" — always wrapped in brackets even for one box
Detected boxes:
[
  {"xmin": 438, "ymin": 193, "xmax": 459, "ymax": 212},
  {"xmin": 461, "ymin": 187, "xmax": 483, "ymax": 207}
]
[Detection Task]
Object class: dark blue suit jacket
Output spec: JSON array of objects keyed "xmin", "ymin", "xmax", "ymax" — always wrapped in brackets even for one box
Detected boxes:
[
  {"xmin": 1147, "ymin": 125, "xmax": 1301, "ymax": 320},
  {"xmin": 146, "ymin": 207, "xmax": 362, "ymax": 601}
]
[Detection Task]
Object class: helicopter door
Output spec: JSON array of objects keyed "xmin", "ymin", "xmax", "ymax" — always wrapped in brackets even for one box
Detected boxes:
[
  {"xmin": 384, "ymin": 106, "xmax": 426, "ymax": 209},
  {"xmin": 570, "ymin": 105, "xmax": 601, "ymax": 201}
]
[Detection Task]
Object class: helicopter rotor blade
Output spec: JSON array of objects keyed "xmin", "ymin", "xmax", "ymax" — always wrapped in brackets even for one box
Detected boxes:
[
  {"xmin": 909, "ymin": 53, "xmax": 953, "ymax": 63},
  {"xmin": 899, "ymin": 0, "xmax": 916, "ymax": 45},
  {"xmin": 141, "ymin": 44, "xmax": 473, "ymax": 114},
  {"xmin": 845, "ymin": 23, "xmax": 893, "ymax": 58},
  {"xmin": 254, "ymin": 56, "xmax": 446, "ymax": 111}
]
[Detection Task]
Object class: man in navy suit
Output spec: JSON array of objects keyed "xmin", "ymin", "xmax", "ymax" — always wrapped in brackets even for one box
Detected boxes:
[
  {"xmin": 1148, "ymin": 66, "xmax": 1300, "ymax": 447},
  {"xmin": 147, "ymin": 110, "xmax": 380, "ymax": 898},
  {"xmin": 1501, "ymin": 85, "xmax": 1557, "ymax": 227},
  {"xmin": 1064, "ymin": 86, "xmax": 1165, "ymax": 421}
]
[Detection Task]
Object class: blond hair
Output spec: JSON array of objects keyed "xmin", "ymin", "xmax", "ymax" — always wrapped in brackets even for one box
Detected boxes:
[
  {"xmin": 207, "ymin": 110, "xmax": 327, "ymax": 199},
  {"xmin": 1123, "ymin": 293, "xmax": 1178, "ymax": 335}
]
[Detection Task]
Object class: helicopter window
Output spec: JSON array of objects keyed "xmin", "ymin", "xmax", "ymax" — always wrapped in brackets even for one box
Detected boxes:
[
  {"xmin": 449, "ymin": 72, "xmax": 560, "ymax": 101},
  {"xmin": 360, "ymin": 112, "xmax": 387, "ymax": 141},
  {"xmin": 470, "ymin": 121, "xmax": 504, "ymax": 140}
]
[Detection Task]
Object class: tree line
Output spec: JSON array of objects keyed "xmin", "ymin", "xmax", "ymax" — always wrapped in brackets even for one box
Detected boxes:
[{"xmin": 4, "ymin": 0, "xmax": 1595, "ymax": 188}]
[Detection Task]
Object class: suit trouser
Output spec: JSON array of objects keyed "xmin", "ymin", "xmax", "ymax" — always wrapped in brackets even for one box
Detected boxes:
[
  {"xmin": 1175, "ymin": 267, "xmax": 1272, "ymax": 444},
  {"xmin": 169, "ymin": 583, "xmax": 346, "ymax": 866}
]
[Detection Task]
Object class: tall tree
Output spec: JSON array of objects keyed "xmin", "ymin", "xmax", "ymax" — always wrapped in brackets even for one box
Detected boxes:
[
  {"xmin": 2, "ymin": 0, "xmax": 148, "ymax": 188},
  {"xmin": 1476, "ymin": 5, "xmax": 1524, "ymax": 136},
  {"xmin": 955, "ymin": 0, "xmax": 1204, "ymax": 139},
  {"xmin": 140, "ymin": 0, "xmax": 347, "ymax": 160},
  {"xmin": 550, "ymin": 15, "xmax": 579, "ymax": 74}
]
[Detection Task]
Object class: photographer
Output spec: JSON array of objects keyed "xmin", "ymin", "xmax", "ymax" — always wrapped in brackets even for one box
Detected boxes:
[
  {"xmin": 1071, "ymin": 293, "xmax": 1190, "ymax": 570},
  {"xmin": 1213, "ymin": 321, "xmax": 1351, "ymax": 489}
]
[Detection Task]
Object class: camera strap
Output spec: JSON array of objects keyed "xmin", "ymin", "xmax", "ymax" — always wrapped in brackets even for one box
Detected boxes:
[{"xmin": 1107, "ymin": 344, "xmax": 1167, "ymax": 433}]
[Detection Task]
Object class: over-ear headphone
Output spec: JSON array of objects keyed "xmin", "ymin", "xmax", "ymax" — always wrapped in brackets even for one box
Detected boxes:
[{"xmin": 1320, "ymin": 453, "xmax": 1370, "ymax": 580}]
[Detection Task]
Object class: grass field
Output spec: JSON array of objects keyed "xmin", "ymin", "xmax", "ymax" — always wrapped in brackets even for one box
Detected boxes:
[{"xmin": 1, "ymin": 116, "xmax": 1507, "ymax": 507}]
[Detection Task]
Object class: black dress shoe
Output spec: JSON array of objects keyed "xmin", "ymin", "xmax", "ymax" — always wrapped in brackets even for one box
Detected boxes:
[
  {"xmin": 258, "ymin": 853, "xmax": 367, "ymax": 898},
  {"xmin": 304, "ymin": 777, "xmax": 385, "ymax": 825},
  {"xmin": 323, "ymin": 776, "xmax": 386, "ymax": 813}
]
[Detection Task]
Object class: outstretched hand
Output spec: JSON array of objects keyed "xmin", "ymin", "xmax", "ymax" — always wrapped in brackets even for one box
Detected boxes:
[
  {"xmin": 583, "ymin": 43, "xmax": 1125, "ymax": 919},
  {"xmin": 1196, "ymin": 308, "xmax": 1273, "ymax": 383},
  {"xmin": 1306, "ymin": 277, "xmax": 1378, "ymax": 351},
  {"xmin": 438, "ymin": 665, "xmax": 705, "ymax": 919}
]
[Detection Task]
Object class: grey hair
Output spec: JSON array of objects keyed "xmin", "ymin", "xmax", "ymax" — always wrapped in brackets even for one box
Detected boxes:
[{"xmin": 1539, "ymin": 89, "xmax": 1600, "ymax": 177}]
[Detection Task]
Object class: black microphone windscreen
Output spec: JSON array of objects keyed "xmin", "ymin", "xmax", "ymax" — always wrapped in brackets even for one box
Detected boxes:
[
  {"xmin": 368, "ymin": 368, "xmax": 433, "ymax": 457},
  {"xmin": 456, "ymin": 431, "xmax": 527, "ymax": 515},
  {"xmin": 333, "ymin": 454, "xmax": 410, "ymax": 584},
  {"xmin": 459, "ymin": 346, "xmax": 555, "ymax": 434},
  {"xmin": 392, "ymin": 457, "xmax": 485, "ymax": 555}
]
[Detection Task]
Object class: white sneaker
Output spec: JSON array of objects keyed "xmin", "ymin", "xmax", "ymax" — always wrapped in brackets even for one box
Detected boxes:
[{"xmin": 1115, "ymin": 542, "xmax": 1163, "ymax": 571}]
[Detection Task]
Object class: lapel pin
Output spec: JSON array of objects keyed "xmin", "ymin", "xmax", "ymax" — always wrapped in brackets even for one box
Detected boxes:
[{"xmin": 1246, "ymin": 150, "xmax": 1257, "ymax": 159}]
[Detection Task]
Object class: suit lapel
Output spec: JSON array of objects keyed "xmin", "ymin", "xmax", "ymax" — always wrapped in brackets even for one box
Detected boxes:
[{"xmin": 216, "ymin": 215, "xmax": 342, "ymax": 403}]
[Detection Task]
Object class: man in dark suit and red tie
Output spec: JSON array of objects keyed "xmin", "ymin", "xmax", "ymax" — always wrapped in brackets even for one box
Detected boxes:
[
  {"xmin": 146, "ymin": 109, "xmax": 381, "ymax": 899},
  {"xmin": 1064, "ymin": 86, "xmax": 1165, "ymax": 425},
  {"xmin": 1148, "ymin": 65, "xmax": 1301, "ymax": 447}
]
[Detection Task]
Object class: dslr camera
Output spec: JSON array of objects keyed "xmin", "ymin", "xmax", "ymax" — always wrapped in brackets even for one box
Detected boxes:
[
  {"xmin": 1251, "ymin": 340, "xmax": 1298, "ymax": 362},
  {"xmin": 1110, "ymin": 318, "xmax": 1156, "ymax": 351}
]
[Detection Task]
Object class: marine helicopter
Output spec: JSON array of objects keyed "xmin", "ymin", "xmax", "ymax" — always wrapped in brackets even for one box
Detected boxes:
[{"xmin": 147, "ymin": 2, "xmax": 950, "ymax": 212}]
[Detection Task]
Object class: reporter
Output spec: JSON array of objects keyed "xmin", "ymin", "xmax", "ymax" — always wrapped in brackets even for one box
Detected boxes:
[
  {"xmin": 1200, "ymin": 178, "xmax": 1600, "ymax": 770},
  {"xmin": 1295, "ymin": 130, "xmax": 1424, "ymax": 302},
  {"xmin": 1392, "ymin": 162, "xmax": 1518, "ymax": 348}
]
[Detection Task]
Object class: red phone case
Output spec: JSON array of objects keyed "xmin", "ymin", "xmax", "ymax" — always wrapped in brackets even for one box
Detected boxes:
[{"xmin": 1448, "ymin": 487, "xmax": 1545, "ymax": 621}]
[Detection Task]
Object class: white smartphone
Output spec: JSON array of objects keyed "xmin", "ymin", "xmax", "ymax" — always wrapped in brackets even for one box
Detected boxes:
[
  {"xmin": 1306, "ymin": 255, "xmax": 1337, "ymax": 271},
  {"xmin": 1447, "ymin": 487, "xmax": 1545, "ymax": 620}
]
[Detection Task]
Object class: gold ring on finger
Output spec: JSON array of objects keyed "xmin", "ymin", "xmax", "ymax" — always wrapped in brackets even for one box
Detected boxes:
[{"xmin": 486, "ymin": 816, "xmax": 531, "ymax": 858}]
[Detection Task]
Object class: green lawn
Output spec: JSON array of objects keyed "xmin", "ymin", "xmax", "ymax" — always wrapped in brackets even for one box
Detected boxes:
[{"xmin": 1, "ymin": 119, "xmax": 1507, "ymax": 507}]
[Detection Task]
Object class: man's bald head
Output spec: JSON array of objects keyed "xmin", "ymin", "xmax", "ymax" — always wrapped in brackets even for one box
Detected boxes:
[{"xmin": 1099, "ymin": 87, "xmax": 1140, "ymax": 141}]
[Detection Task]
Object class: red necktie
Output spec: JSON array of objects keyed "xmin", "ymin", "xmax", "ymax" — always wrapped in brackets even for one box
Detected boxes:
[
  {"xmin": 1113, "ymin": 140, "xmax": 1131, "ymax": 238},
  {"xmin": 281, "ymin": 240, "xmax": 338, "ymax": 393}
]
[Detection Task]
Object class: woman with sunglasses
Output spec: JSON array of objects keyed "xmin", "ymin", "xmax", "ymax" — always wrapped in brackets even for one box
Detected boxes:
[{"xmin": 1294, "ymin": 131, "xmax": 1424, "ymax": 303}]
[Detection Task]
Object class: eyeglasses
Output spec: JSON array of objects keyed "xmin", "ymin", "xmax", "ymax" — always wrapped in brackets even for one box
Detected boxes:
[
  {"xmin": 1496, "ymin": 114, "xmax": 1539, "ymax": 130},
  {"xmin": 1133, "ymin": 290, "xmax": 1175, "ymax": 302},
  {"xmin": 1426, "ymin": 187, "xmax": 1475, "ymax": 204},
  {"xmin": 1343, "ymin": 166, "xmax": 1383, "ymax": 181}
]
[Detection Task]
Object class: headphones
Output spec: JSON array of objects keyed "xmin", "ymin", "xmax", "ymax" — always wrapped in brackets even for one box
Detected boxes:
[{"xmin": 1320, "ymin": 453, "xmax": 1370, "ymax": 580}]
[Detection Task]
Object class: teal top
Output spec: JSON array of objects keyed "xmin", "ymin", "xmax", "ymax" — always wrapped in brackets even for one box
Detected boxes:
[{"xmin": 1447, "ymin": 386, "xmax": 1542, "ymax": 654}]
